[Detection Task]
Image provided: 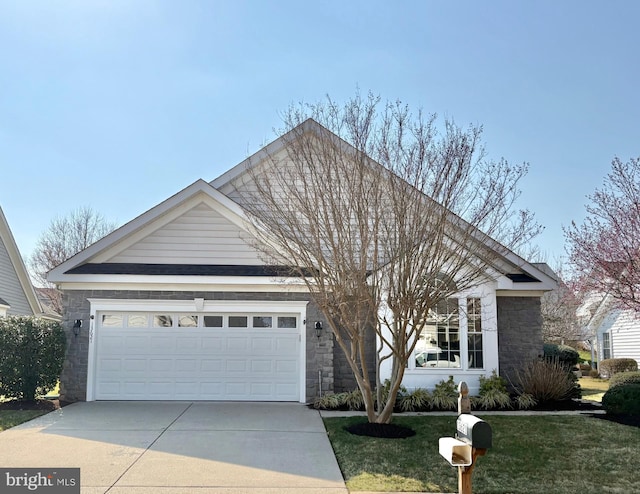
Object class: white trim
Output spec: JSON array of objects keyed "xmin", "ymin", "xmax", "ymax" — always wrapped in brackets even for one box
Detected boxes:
[
  {"xmin": 86, "ymin": 298, "xmax": 308, "ymax": 402},
  {"xmin": 57, "ymin": 279, "xmax": 310, "ymax": 293}
]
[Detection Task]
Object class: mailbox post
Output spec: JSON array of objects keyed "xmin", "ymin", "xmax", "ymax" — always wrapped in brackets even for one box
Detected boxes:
[{"xmin": 438, "ymin": 381, "xmax": 492, "ymax": 494}]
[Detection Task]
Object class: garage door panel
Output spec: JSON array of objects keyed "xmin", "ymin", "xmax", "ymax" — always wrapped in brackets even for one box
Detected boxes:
[
  {"xmin": 123, "ymin": 359, "xmax": 147, "ymax": 372},
  {"xmin": 95, "ymin": 312, "xmax": 301, "ymax": 401},
  {"xmin": 276, "ymin": 360, "xmax": 297, "ymax": 373},
  {"xmin": 200, "ymin": 359, "xmax": 224, "ymax": 372},
  {"xmin": 251, "ymin": 360, "xmax": 273, "ymax": 373}
]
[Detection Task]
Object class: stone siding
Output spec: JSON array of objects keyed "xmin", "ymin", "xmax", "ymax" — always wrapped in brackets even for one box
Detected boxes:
[
  {"xmin": 59, "ymin": 290, "xmax": 332, "ymax": 403},
  {"xmin": 497, "ymin": 296, "xmax": 544, "ymax": 387},
  {"xmin": 333, "ymin": 325, "xmax": 377, "ymax": 393}
]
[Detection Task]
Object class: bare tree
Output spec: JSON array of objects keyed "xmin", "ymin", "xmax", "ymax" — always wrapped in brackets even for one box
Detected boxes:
[
  {"xmin": 541, "ymin": 274, "xmax": 585, "ymax": 346},
  {"xmin": 232, "ymin": 93, "xmax": 541, "ymax": 423},
  {"xmin": 30, "ymin": 206, "xmax": 117, "ymax": 313},
  {"xmin": 565, "ymin": 157, "xmax": 640, "ymax": 312}
]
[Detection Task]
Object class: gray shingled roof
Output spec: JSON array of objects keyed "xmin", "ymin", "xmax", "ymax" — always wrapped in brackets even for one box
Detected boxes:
[{"xmin": 65, "ymin": 263, "xmax": 306, "ymax": 277}]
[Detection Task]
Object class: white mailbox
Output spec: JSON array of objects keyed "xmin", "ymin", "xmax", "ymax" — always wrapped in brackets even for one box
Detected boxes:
[{"xmin": 438, "ymin": 437, "xmax": 473, "ymax": 467}]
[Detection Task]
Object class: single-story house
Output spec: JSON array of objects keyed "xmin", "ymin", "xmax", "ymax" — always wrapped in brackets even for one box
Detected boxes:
[
  {"xmin": 48, "ymin": 120, "xmax": 557, "ymax": 403},
  {"xmin": 582, "ymin": 293, "xmax": 640, "ymax": 370},
  {"xmin": 0, "ymin": 205, "xmax": 50, "ymax": 318}
]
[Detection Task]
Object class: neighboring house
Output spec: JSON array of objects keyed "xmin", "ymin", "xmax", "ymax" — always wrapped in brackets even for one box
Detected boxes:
[
  {"xmin": 0, "ymin": 205, "xmax": 49, "ymax": 318},
  {"xmin": 582, "ymin": 293, "xmax": 640, "ymax": 370},
  {"xmin": 48, "ymin": 120, "xmax": 557, "ymax": 403}
]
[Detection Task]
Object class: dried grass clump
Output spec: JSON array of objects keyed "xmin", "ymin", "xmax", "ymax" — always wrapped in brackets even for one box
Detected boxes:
[{"xmin": 515, "ymin": 358, "xmax": 577, "ymax": 403}]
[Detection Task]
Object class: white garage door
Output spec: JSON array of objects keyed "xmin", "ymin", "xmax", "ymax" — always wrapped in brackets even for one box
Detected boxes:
[{"xmin": 94, "ymin": 311, "xmax": 301, "ymax": 401}]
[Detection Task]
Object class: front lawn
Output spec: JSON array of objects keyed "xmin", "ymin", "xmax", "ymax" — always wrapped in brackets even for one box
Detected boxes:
[
  {"xmin": 324, "ymin": 415, "xmax": 639, "ymax": 493},
  {"xmin": 579, "ymin": 376, "xmax": 609, "ymax": 402},
  {"xmin": 0, "ymin": 410, "xmax": 47, "ymax": 432}
]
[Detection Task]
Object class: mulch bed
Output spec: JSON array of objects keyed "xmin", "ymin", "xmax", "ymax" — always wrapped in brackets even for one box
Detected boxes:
[
  {"xmin": 346, "ymin": 421, "xmax": 416, "ymax": 438},
  {"xmin": 0, "ymin": 399, "xmax": 61, "ymax": 411}
]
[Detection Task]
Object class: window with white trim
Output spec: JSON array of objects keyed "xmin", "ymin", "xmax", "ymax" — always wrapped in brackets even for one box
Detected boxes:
[
  {"xmin": 409, "ymin": 296, "xmax": 485, "ymax": 370},
  {"xmin": 602, "ymin": 332, "xmax": 611, "ymax": 360}
]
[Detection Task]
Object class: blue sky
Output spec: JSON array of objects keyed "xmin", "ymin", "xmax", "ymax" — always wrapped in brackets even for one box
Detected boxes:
[{"xmin": 1, "ymin": 0, "xmax": 638, "ymax": 267}]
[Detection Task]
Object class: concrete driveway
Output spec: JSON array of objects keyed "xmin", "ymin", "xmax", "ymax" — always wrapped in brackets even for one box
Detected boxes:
[{"xmin": 0, "ymin": 402, "xmax": 348, "ymax": 493}]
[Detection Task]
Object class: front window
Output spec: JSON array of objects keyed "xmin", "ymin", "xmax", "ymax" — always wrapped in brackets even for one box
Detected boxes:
[
  {"xmin": 410, "ymin": 296, "xmax": 486, "ymax": 370},
  {"xmin": 414, "ymin": 298, "xmax": 461, "ymax": 368}
]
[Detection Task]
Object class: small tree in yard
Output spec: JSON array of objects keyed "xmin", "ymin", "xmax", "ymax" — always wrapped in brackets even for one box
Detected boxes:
[
  {"xmin": 234, "ymin": 93, "xmax": 541, "ymax": 424},
  {"xmin": 0, "ymin": 316, "xmax": 66, "ymax": 402},
  {"xmin": 30, "ymin": 206, "xmax": 117, "ymax": 314},
  {"xmin": 565, "ymin": 157, "xmax": 640, "ymax": 312}
]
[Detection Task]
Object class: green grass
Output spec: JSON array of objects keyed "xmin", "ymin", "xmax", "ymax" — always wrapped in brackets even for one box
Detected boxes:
[
  {"xmin": 579, "ymin": 376, "xmax": 609, "ymax": 402},
  {"xmin": 0, "ymin": 410, "xmax": 47, "ymax": 432},
  {"xmin": 324, "ymin": 415, "xmax": 639, "ymax": 493}
]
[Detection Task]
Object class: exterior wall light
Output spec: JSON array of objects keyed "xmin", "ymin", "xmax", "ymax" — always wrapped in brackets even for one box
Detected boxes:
[
  {"xmin": 73, "ymin": 319, "xmax": 82, "ymax": 336},
  {"xmin": 314, "ymin": 321, "xmax": 323, "ymax": 339}
]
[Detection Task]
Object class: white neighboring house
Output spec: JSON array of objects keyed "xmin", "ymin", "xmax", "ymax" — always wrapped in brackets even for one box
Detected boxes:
[
  {"xmin": 582, "ymin": 293, "xmax": 640, "ymax": 370},
  {"xmin": 0, "ymin": 206, "xmax": 50, "ymax": 318}
]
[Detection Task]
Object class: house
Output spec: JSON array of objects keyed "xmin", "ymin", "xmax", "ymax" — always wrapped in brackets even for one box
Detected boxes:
[
  {"xmin": 582, "ymin": 293, "xmax": 640, "ymax": 371},
  {"xmin": 48, "ymin": 120, "xmax": 557, "ymax": 403},
  {"xmin": 0, "ymin": 205, "xmax": 49, "ymax": 318}
]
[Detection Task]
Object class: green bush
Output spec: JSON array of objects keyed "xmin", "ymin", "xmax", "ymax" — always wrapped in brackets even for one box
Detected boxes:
[
  {"xmin": 0, "ymin": 316, "xmax": 66, "ymax": 401},
  {"xmin": 313, "ymin": 392, "xmax": 347, "ymax": 410},
  {"xmin": 474, "ymin": 370, "xmax": 512, "ymax": 410},
  {"xmin": 608, "ymin": 371, "xmax": 640, "ymax": 389},
  {"xmin": 602, "ymin": 383, "xmax": 640, "ymax": 416},
  {"xmin": 398, "ymin": 388, "xmax": 431, "ymax": 412},
  {"xmin": 599, "ymin": 358, "xmax": 638, "ymax": 378},
  {"xmin": 430, "ymin": 376, "xmax": 458, "ymax": 410},
  {"xmin": 543, "ymin": 343, "xmax": 580, "ymax": 368},
  {"xmin": 343, "ymin": 388, "xmax": 365, "ymax": 410}
]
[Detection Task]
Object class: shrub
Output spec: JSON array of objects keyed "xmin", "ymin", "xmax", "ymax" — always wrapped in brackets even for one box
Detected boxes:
[
  {"xmin": 474, "ymin": 388, "xmax": 513, "ymax": 410},
  {"xmin": 589, "ymin": 369, "xmax": 600, "ymax": 378},
  {"xmin": 398, "ymin": 388, "xmax": 431, "ymax": 412},
  {"xmin": 474, "ymin": 370, "xmax": 512, "ymax": 410},
  {"xmin": 599, "ymin": 358, "xmax": 638, "ymax": 378},
  {"xmin": 608, "ymin": 371, "xmax": 640, "ymax": 389},
  {"xmin": 343, "ymin": 388, "xmax": 365, "ymax": 411},
  {"xmin": 0, "ymin": 316, "xmax": 66, "ymax": 401},
  {"xmin": 313, "ymin": 392, "xmax": 346, "ymax": 410},
  {"xmin": 430, "ymin": 376, "xmax": 458, "ymax": 410},
  {"xmin": 514, "ymin": 358, "xmax": 578, "ymax": 403},
  {"xmin": 602, "ymin": 383, "xmax": 640, "ymax": 416},
  {"xmin": 543, "ymin": 343, "xmax": 580, "ymax": 368},
  {"xmin": 514, "ymin": 392, "xmax": 537, "ymax": 410}
]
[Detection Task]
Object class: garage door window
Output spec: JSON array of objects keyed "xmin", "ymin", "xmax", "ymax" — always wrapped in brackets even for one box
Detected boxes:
[
  {"xmin": 153, "ymin": 315, "xmax": 173, "ymax": 327},
  {"xmin": 203, "ymin": 315, "xmax": 223, "ymax": 327},
  {"xmin": 278, "ymin": 317, "xmax": 297, "ymax": 328},
  {"xmin": 102, "ymin": 314, "xmax": 123, "ymax": 327},
  {"xmin": 253, "ymin": 316, "xmax": 273, "ymax": 328},
  {"xmin": 128, "ymin": 315, "xmax": 148, "ymax": 327},
  {"xmin": 229, "ymin": 316, "xmax": 248, "ymax": 327},
  {"xmin": 178, "ymin": 315, "xmax": 198, "ymax": 328}
]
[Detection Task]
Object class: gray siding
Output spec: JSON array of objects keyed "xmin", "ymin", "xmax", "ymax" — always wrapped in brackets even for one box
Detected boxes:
[
  {"xmin": 0, "ymin": 236, "xmax": 33, "ymax": 316},
  {"xmin": 497, "ymin": 297, "xmax": 544, "ymax": 387},
  {"xmin": 60, "ymin": 289, "xmax": 332, "ymax": 403},
  {"xmin": 109, "ymin": 203, "xmax": 263, "ymax": 265}
]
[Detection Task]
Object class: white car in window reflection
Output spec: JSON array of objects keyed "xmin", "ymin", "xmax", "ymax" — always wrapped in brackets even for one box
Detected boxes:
[{"xmin": 415, "ymin": 348, "xmax": 461, "ymax": 368}]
